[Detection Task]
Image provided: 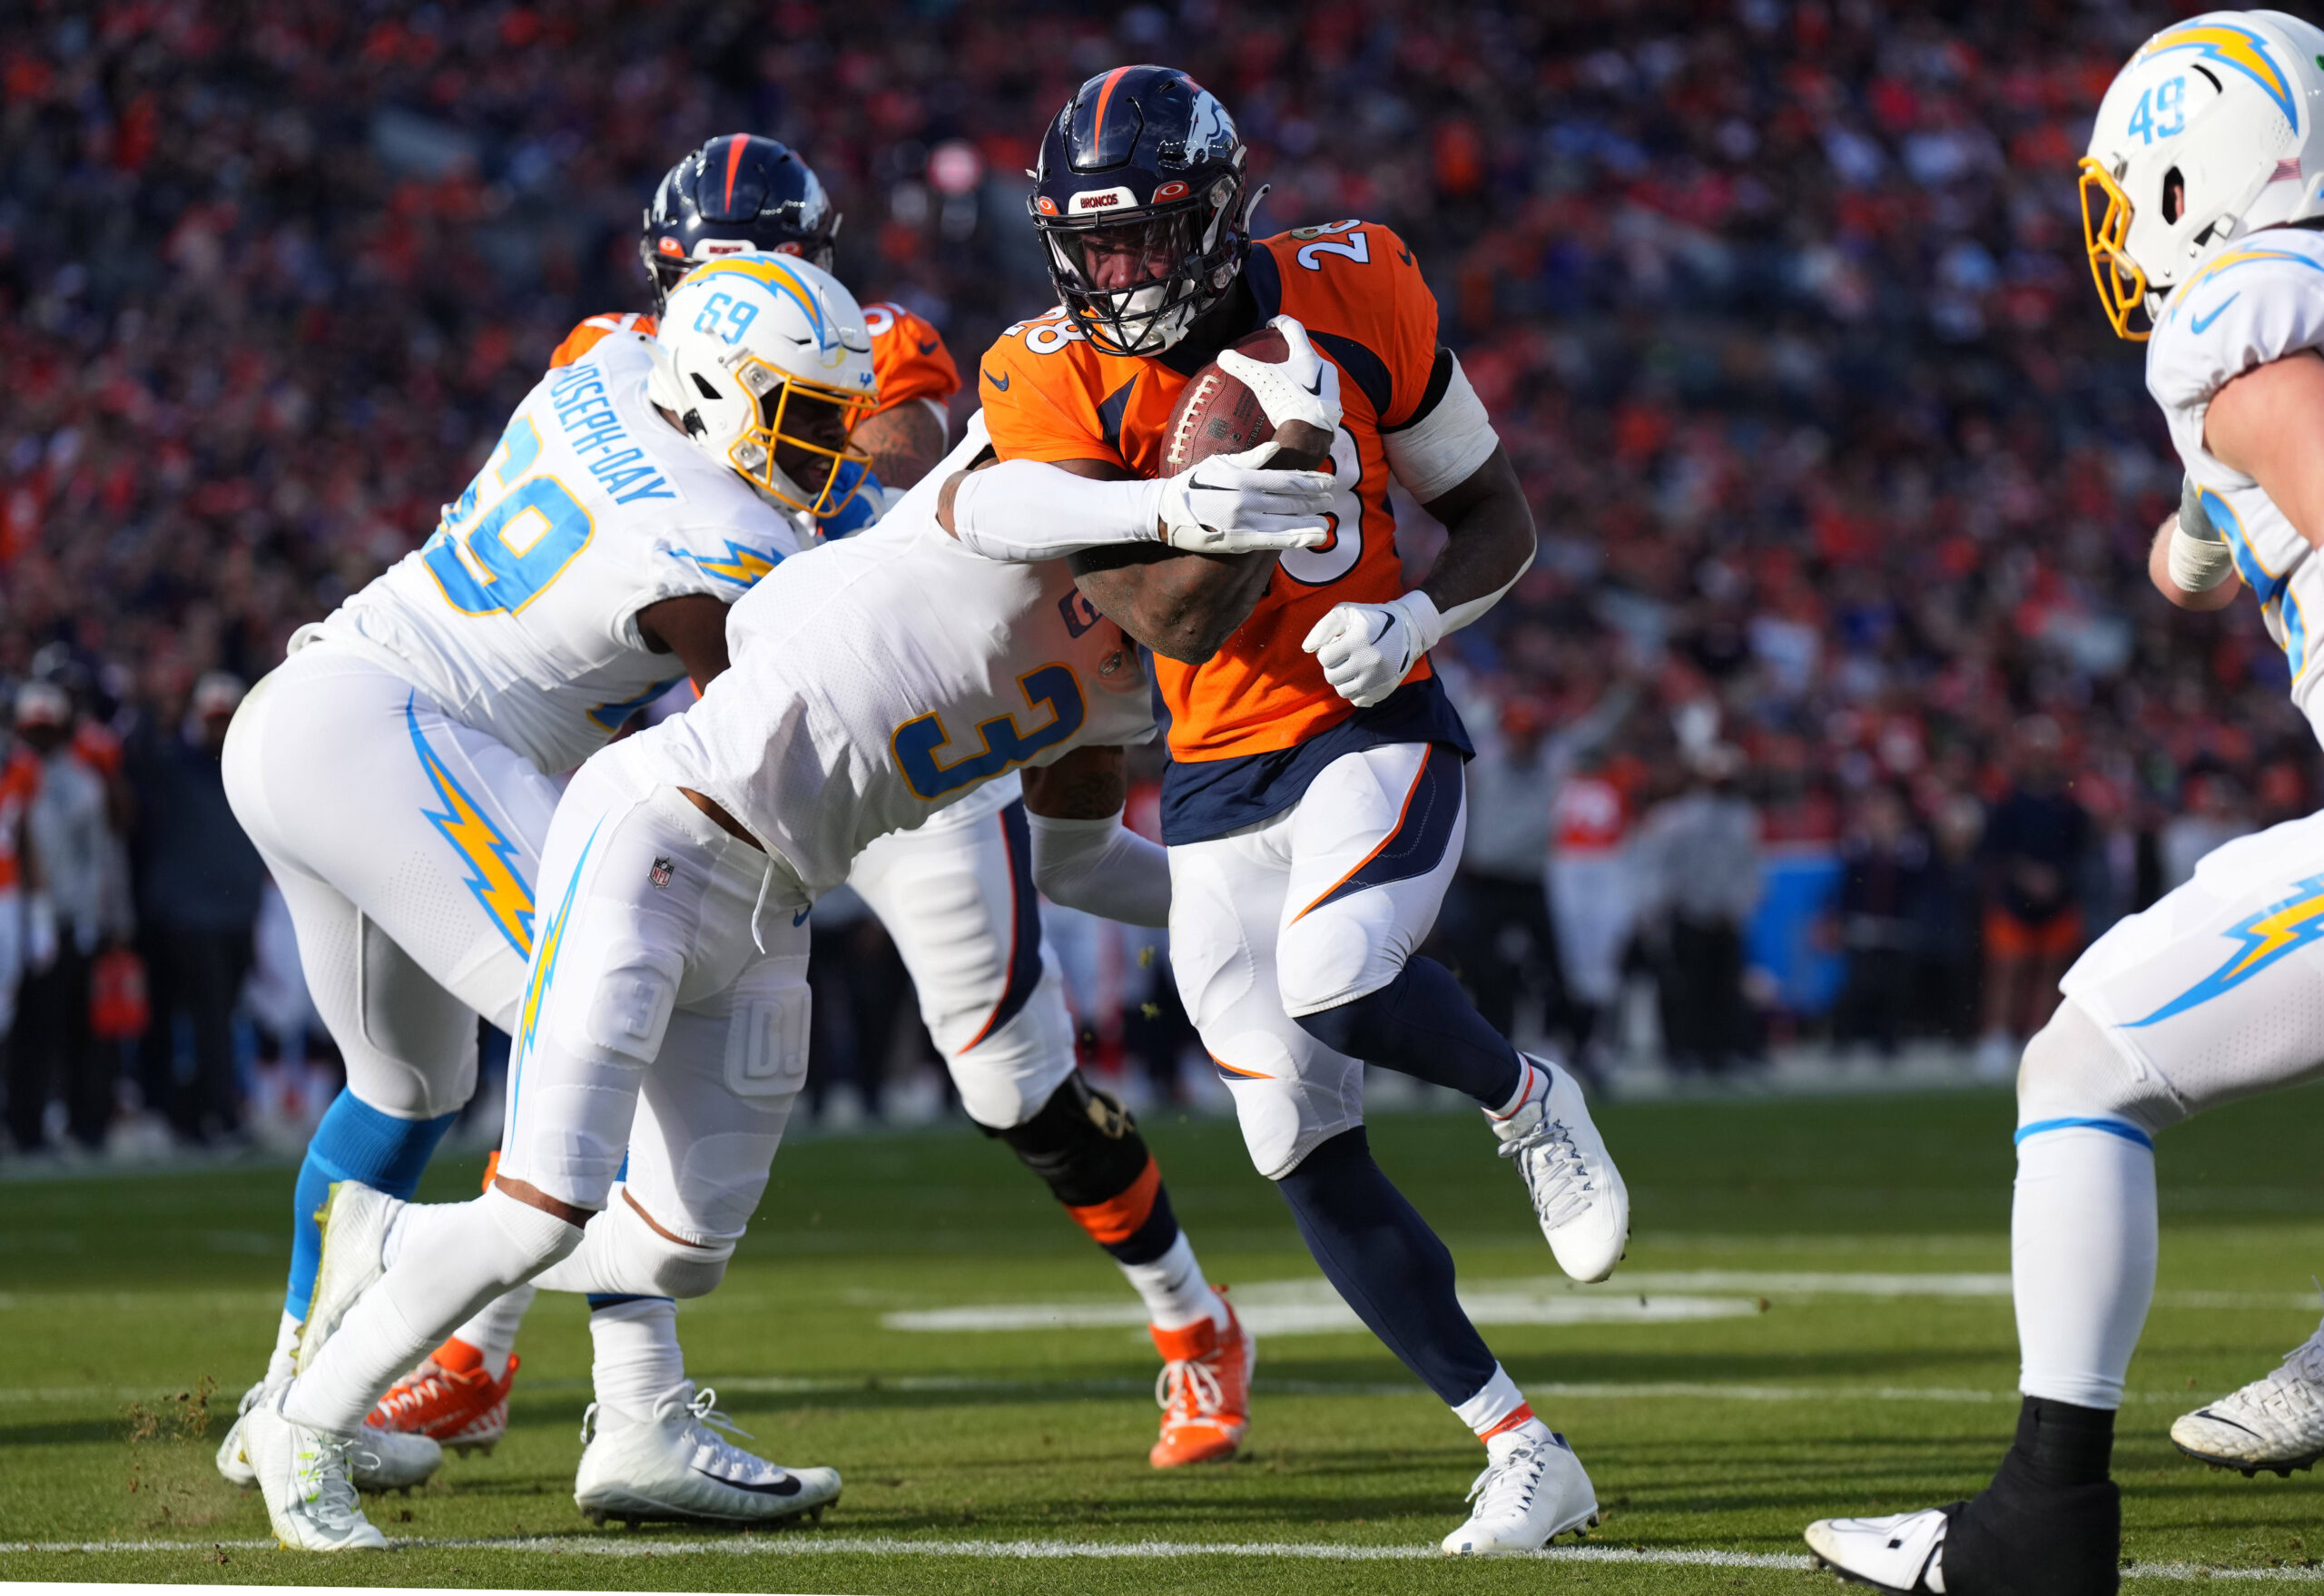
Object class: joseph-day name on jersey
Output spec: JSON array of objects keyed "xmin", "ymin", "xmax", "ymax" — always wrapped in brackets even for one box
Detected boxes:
[{"xmin": 314, "ymin": 331, "xmax": 812, "ymax": 777}]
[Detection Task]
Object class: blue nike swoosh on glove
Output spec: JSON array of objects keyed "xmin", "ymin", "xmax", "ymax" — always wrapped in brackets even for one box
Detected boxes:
[{"xmin": 2189, "ymin": 293, "xmax": 2240, "ymax": 335}]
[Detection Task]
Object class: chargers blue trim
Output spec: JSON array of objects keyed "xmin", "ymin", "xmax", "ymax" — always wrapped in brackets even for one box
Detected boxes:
[
  {"xmin": 284, "ymin": 1096, "xmax": 458, "ymax": 1318},
  {"xmin": 586, "ymin": 1294, "xmax": 673, "ymax": 1312},
  {"xmin": 2014, "ymin": 1117, "xmax": 2153, "ymax": 1150}
]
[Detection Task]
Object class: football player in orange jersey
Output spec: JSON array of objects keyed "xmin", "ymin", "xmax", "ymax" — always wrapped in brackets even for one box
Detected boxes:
[
  {"xmin": 942, "ymin": 65, "xmax": 1633, "ymax": 1553},
  {"xmin": 379, "ymin": 134, "xmax": 1258, "ymax": 1483}
]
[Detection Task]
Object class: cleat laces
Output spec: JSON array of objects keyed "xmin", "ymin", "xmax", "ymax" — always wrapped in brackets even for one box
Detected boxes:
[
  {"xmin": 1466, "ymin": 1437, "xmax": 1546, "ymax": 1523},
  {"xmin": 1501, "ymin": 1118, "xmax": 1594, "ymax": 1228},
  {"xmin": 2226, "ymin": 1329, "xmax": 2324, "ymax": 1428},
  {"xmin": 1156, "ymin": 1355, "xmax": 1226, "ymax": 1420},
  {"xmin": 291, "ymin": 1432, "xmax": 368, "ymax": 1531}
]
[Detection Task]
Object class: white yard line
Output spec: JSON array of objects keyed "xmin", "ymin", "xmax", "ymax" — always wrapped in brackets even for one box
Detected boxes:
[{"xmin": 3, "ymin": 1534, "xmax": 2319, "ymax": 1581}]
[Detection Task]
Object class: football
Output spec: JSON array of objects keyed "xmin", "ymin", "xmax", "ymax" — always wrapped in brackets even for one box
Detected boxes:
[{"xmin": 1161, "ymin": 327, "xmax": 1335, "ymax": 474}]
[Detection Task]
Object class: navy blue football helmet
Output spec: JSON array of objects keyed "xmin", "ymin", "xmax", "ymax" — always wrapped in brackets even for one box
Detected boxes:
[
  {"xmin": 641, "ymin": 135, "xmax": 840, "ymax": 307},
  {"xmin": 1029, "ymin": 66, "xmax": 1260, "ymax": 356}
]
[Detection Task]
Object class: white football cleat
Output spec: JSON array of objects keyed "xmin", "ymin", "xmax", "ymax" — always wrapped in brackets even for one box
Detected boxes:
[
  {"xmin": 221, "ymin": 1376, "xmax": 441, "ymax": 1493},
  {"xmin": 1803, "ymin": 1507, "xmax": 1949, "ymax": 1593},
  {"xmin": 2171, "ymin": 1316, "xmax": 2324, "ymax": 1476},
  {"xmin": 295, "ymin": 1181, "xmax": 402, "ymax": 1374},
  {"xmin": 1488, "ymin": 1055, "xmax": 1629, "ymax": 1283},
  {"xmin": 240, "ymin": 1386, "xmax": 394, "ymax": 1552},
  {"xmin": 216, "ymin": 1379, "xmax": 265, "ymax": 1489},
  {"xmin": 1440, "ymin": 1421, "xmax": 1598, "ymax": 1556},
  {"xmin": 575, "ymin": 1383, "xmax": 841, "ymax": 1527}
]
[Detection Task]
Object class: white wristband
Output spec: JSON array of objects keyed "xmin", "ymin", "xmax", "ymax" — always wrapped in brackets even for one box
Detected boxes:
[
  {"xmin": 1028, "ymin": 810, "xmax": 1172, "ymax": 928},
  {"xmin": 951, "ymin": 460, "xmax": 1160, "ymax": 561},
  {"xmin": 2167, "ymin": 520, "xmax": 2236, "ymax": 593}
]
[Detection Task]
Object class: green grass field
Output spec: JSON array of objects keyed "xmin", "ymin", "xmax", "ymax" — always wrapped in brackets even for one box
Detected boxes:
[{"xmin": 3, "ymin": 1086, "xmax": 2321, "ymax": 1593}]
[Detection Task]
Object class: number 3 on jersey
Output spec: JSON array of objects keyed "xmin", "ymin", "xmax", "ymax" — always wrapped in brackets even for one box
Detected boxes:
[
  {"xmin": 423, "ymin": 418, "xmax": 596, "ymax": 616},
  {"xmin": 892, "ymin": 664, "xmax": 1087, "ymax": 800}
]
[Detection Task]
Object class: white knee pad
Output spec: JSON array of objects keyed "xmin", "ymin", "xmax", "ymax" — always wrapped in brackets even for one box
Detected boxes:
[
  {"xmin": 2017, "ymin": 998, "xmax": 2185, "ymax": 1138},
  {"xmin": 534, "ymin": 1187, "xmax": 736, "ymax": 1301}
]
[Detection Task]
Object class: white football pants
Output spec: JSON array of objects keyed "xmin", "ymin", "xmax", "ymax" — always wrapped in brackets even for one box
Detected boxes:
[
  {"xmin": 1167, "ymin": 742, "xmax": 1467, "ymax": 1177},
  {"xmin": 845, "ymin": 774, "xmax": 1078, "ymax": 1130},
  {"xmin": 495, "ymin": 748, "xmax": 811, "ymax": 1236},
  {"xmin": 222, "ymin": 642, "xmax": 559, "ymax": 1119}
]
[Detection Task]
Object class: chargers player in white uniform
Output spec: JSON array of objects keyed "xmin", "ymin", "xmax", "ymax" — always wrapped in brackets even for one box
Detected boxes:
[
  {"xmin": 1807, "ymin": 14, "xmax": 2324, "ymax": 1593},
  {"xmin": 378, "ymin": 138, "xmax": 1269, "ymax": 1480},
  {"xmin": 216, "ymin": 255, "xmax": 876, "ymax": 1522},
  {"xmin": 229, "ymin": 386, "xmax": 1333, "ymax": 1550}
]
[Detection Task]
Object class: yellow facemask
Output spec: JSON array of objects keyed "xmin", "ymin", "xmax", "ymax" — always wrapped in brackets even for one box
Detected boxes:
[
  {"xmin": 724, "ymin": 353, "xmax": 880, "ymax": 517},
  {"xmin": 2079, "ymin": 157, "xmax": 2152, "ymax": 342}
]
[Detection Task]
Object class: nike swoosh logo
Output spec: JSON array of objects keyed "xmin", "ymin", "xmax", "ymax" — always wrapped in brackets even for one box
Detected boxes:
[
  {"xmin": 1300, "ymin": 373, "xmax": 1321, "ymax": 396},
  {"xmin": 2189, "ymin": 293, "xmax": 2240, "ymax": 335},
  {"xmin": 919, "ymin": 339, "xmax": 940, "ymax": 355},
  {"xmin": 693, "ymin": 1465, "xmax": 802, "ymax": 1496},
  {"xmin": 793, "ymin": 906, "xmax": 811, "ymax": 926},
  {"xmin": 1397, "ymin": 249, "xmax": 1413, "ymax": 265},
  {"xmin": 984, "ymin": 368, "xmax": 1009, "ymax": 390}
]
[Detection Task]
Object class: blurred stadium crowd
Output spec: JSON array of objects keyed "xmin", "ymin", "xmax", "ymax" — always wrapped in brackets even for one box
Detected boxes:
[{"xmin": 0, "ymin": 0, "xmax": 2290, "ymax": 1154}]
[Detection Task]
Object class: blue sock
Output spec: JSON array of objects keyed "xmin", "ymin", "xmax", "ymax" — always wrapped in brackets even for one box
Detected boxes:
[
  {"xmin": 283, "ymin": 1094, "xmax": 458, "ymax": 1319},
  {"xmin": 1294, "ymin": 956, "xmax": 1523, "ymax": 1108},
  {"xmin": 1274, "ymin": 1126, "xmax": 1498, "ymax": 1406}
]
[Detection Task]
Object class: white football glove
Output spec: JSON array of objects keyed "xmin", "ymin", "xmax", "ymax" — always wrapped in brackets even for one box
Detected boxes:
[
  {"xmin": 1216, "ymin": 315, "xmax": 1343, "ymax": 446},
  {"xmin": 1302, "ymin": 592, "xmax": 1445, "ymax": 707},
  {"xmin": 1153, "ymin": 443, "xmax": 1334, "ymax": 554}
]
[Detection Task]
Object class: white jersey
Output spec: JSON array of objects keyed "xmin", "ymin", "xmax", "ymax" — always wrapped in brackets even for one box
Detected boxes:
[
  {"xmin": 623, "ymin": 417, "xmax": 1157, "ymax": 898},
  {"xmin": 315, "ymin": 331, "xmax": 810, "ymax": 773},
  {"xmin": 2151, "ymin": 226, "xmax": 2324, "ymax": 744}
]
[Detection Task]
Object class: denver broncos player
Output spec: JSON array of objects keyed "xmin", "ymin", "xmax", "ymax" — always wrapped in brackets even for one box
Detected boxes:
[
  {"xmin": 214, "ymin": 253, "xmax": 872, "ymax": 1538},
  {"xmin": 945, "ymin": 64, "xmax": 1630, "ymax": 1554},
  {"xmin": 385, "ymin": 135, "xmax": 1265, "ymax": 1480},
  {"xmin": 1806, "ymin": 14, "xmax": 2324, "ymax": 1594}
]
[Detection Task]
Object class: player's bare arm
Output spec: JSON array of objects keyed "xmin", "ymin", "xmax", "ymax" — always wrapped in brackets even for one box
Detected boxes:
[
  {"xmin": 1019, "ymin": 741, "xmax": 1128, "ymax": 819},
  {"xmin": 1414, "ymin": 442, "xmax": 1537, "ymax": 620},
  {"xmin": 851, "ymin": 400, "xmax": 948, "ymax": 489},
  {"xmin": 2205, "ymin": 349, "xmax": 2324, "ymax": 547},
  {"xmin": 635, "ymin": 594, "xmax": 732, "ymax": 689}
]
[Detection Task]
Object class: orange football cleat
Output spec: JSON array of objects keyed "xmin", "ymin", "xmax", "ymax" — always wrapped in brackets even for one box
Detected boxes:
[
  {"xmin": 367, "ymin": 1353, "xmax": 519, "ymax": 1456},
  {"xmin": 1148, "ymin": 1292, "xmax": 1254, "ymax": 1467}
]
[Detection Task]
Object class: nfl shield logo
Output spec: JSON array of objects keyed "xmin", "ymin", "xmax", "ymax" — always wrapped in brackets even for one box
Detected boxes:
[{"xmin": 649, "ymin": 856, "xmax": 673, "ymax": 890}]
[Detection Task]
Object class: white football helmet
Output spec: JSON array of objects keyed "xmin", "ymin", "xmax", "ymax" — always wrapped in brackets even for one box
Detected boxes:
[
  {"xmin": 649, "ymin": 253, "xmax": 878, "ymax": 516},
  {"xmin": 2083, "ymin": 11, "xmax": 2324, "ymax": 339}
]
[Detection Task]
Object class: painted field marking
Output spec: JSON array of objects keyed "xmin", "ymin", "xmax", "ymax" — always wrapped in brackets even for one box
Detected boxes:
[{"xmin": 4, "ymin": 1534, "xmax": 2319, "ymax": 1581}]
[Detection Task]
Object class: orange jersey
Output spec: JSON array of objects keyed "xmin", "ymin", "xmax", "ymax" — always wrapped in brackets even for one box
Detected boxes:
[
  {"xmin": 548, "ymin": 304, "xmax": 959, "ymax": 421},
  {"xmin": 0, "ymin": 747, "xmax": 38, "ymax": 892},
  {"xmin": 978, "ymin": 221, "xmax": 1443, "ymax": 768}
]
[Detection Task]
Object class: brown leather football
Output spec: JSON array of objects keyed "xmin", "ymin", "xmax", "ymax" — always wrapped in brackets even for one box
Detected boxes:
[{"xmin": 1161, "ymin": 327, "xmax": 1334, "ymax": 474}]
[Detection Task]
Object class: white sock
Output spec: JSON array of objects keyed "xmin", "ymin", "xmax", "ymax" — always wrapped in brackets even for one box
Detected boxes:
[
  {"xmin": 286, "ymin": 1189, "xmax": 577, "ymax": 1433},
  {"xmin": 1490, "ymin": 1058, "xmax": 1542, "ymax": 1118},
  {"xmin": 263, "ymin": 1308, "xmax": 301, "ymax": 1386},
  {"xmin": 1118, "ymin": 1232, "xmax": 1226, "ymax": 1331},
  {"xmin": 2013, "ymin": 1124, "xmax": 2156, "ymax": 1410},
  {"xmin": 1452, "ymin": 1362, "xmax": 1531, "ymax": 1439},
  {"xmin": 443, "ymin": 1284, "xmax": 537, "ymax": 1380},
  {"xmin": 590, "ymin": 1296, "xmax": 688, "ymax": 1422}
]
